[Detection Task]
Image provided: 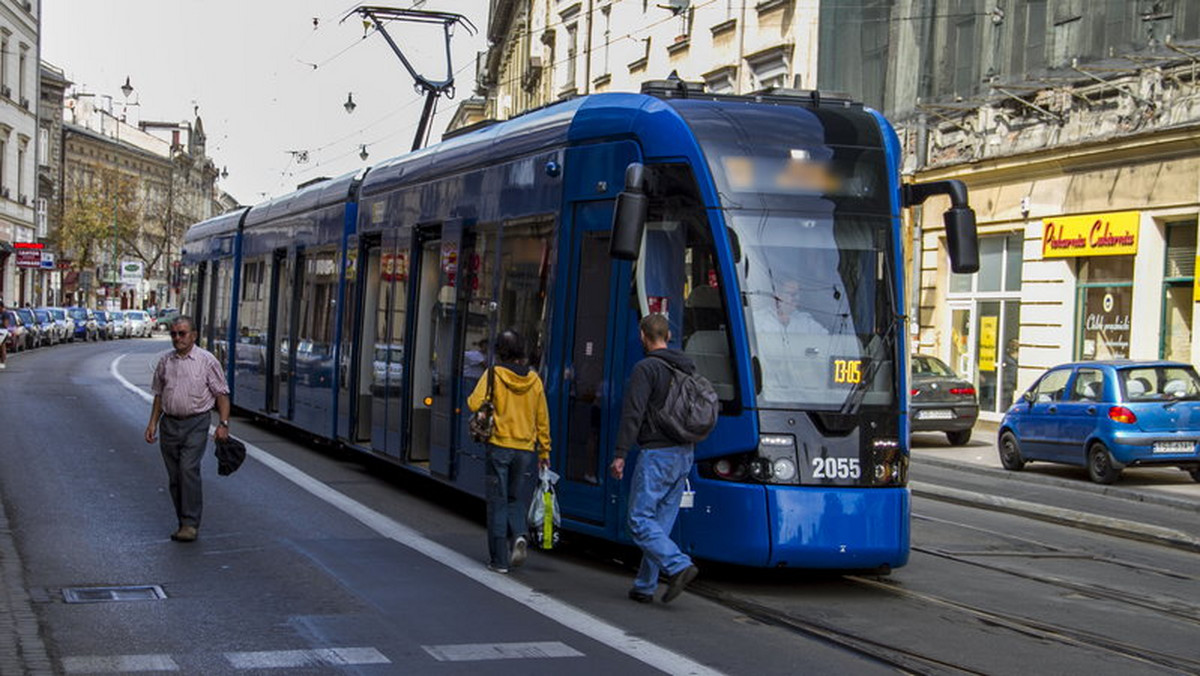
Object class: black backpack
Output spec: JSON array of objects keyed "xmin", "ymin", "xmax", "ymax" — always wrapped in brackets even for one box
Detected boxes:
[{"xmin": 649, "ymin": 355, "xmax": 720, "ymax": 443}]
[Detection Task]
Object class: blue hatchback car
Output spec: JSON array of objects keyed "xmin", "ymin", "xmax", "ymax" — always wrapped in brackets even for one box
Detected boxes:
[{"xmin": 998, "ymin": 360, "xmax": 1200, "ymax": 484}]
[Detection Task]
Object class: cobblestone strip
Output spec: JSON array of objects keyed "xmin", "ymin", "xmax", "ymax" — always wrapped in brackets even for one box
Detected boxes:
[{"xmin": 0, "ymin": 495, "xmax": 54, "ymax": 675}]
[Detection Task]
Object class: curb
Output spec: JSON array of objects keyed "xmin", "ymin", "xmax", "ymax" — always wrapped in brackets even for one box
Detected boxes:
[
  {"xmin": 911, "ymin": 454, "xmax": 1200, "ymax": 513},
  {"xmin": 910, "ymin": 481, "xmax": 1200, "ymax": 553},
  {"xmin": 0, "ymin": 495, "xmax": 54, "ymax": 675}
]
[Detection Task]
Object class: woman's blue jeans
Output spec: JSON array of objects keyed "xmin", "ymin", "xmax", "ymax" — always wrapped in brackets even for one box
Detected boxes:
[
  {"xmin": 627, "ymin": 446, "xmax": 694, "ymax": 594},
  {"xmin": 485, "ymin": 445, "xmax": 536, "ymax": 568}
]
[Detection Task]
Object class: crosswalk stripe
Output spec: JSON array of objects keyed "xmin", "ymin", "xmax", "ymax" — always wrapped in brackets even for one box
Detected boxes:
[
  {"xmin": 225, "ymin": 647, "xmax": 390, "ymax": 669},
  {"xmin": 423, "ymin": 641, "xmax": 584, "ymax": 662},
  {"xmin": 62, "ymin": 654, "xmax": 179, "ymax": 673}
]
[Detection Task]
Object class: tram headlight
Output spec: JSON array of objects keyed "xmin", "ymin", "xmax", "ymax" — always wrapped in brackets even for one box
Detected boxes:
[
  {"xmin": 757, "ymin": 434, "xmax": 800, "ymax": 485},
  {"xmin": 772, "ymin": 457, "xmax": 798, "ymax": 482}
]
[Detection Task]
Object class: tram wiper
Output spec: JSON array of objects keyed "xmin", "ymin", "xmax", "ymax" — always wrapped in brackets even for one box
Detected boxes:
[{"xmin": 838, "ymin": 314, "xmax": 901, "ymax": 416}]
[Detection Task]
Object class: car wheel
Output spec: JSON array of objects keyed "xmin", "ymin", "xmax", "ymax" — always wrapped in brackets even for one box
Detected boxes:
[
  {"xmin": 946, "ymin": 429, "xmax": 972, "ymax": 445},
  {"xmin": 1087, "ymin": 443, "xmax": 1121, "ymax": 484},
  {"xmin": 1187, "ymin": 467, "xmax": 1200, "ymax": 483},
  {"xmin": 998, "ymin": 431, "xmax": 1026, "ymax": 471}
]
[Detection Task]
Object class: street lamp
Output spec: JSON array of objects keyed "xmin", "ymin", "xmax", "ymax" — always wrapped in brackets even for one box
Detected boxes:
[
  {"xmin": 344, "ymin": 92, "xmax": 356, "ymax": 114},
  {"xmin": 359, "ymin": 144, "xmax": 369, "ymax": 161},
  {"xmin": 121, "ymin": 76, "xmax": 133, "ymax": 99}
]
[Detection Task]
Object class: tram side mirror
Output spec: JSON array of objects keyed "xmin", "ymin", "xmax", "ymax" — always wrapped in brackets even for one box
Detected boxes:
[
  {"xmin": 904, "ymin": 179, "xmax": 979, "ymax": 274},
  {"xmin": 611, "ymin": 163, "xmax": 648, "ymax": 261},
  {"xmin": 945, "ymin": 206, "xmax": 979, "ymax": 274}
]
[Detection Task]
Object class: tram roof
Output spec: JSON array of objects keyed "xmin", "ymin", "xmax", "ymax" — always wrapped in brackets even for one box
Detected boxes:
[
  {"xmin": 243, "ymin": 171, "xmax": 362, "ymax": 228},
  {"xmin": 359, "ymin": 92, "xmax": 721, "ymax": 198},
  {"xmin": 183, "ymin": 207, "xmax": 248, "ymax": 244}
]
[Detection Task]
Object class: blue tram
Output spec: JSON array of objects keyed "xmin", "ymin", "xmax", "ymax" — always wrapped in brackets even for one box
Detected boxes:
[{"xmin": 181, "ymin": 83, "xmax": 979, "ymax": 570}]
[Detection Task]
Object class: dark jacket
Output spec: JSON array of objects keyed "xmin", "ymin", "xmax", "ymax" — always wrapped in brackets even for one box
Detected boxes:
[{"xmin": 615, "ymin": 348, "xmax": 697, "ymax": 458}]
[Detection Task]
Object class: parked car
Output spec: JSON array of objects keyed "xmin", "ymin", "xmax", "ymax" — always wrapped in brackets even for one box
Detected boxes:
[
  {"xmin": 14, "ymin": 308, "xmax": 44, "ymax": 348},
  {"xmin": 92, "ymin": 310, "xmax": 114, "ymax": 340},
  {"xmin": 42, "ymin": 307, "xmax": 74, "ymax": 343},
  {"xmin": 109, "ymin": 311, "xmax": 130, "ymax": 339},
  {"xmin": 910, "ymin": 354, "xmax": 979, "ymax": 445},
  {"xmin": 125, "ymin": 310, "xmax": 152, "ymax": 337},
  {"xmin": 998, "ymin": 360, "xmax": 1200, "ymax": 484},
  {"xmin": 154, "ymin": 308, "xmax": 180, "ymax": 331},
  {"xmin": 1, "ymin": 310, "xmax": 30, "ymax": 351},
  {"xmin": 66, "ymin": 306, "xmax": 98, "ymax": 341},
  {"xmin": 32, "ymin": 308, "xmax": 59, "ymax": 346}
]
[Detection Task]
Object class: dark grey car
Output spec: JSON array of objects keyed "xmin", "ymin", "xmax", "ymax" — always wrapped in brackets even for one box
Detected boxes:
[{"xmin": 910, "ymin": 354, "xmax": 980, "ymax": 445}]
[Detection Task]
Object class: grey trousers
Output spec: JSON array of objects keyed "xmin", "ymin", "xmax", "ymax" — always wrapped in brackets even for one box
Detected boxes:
[{"xmin": 159, "ymin": 412, "xmax": 211, "ymax": 527}]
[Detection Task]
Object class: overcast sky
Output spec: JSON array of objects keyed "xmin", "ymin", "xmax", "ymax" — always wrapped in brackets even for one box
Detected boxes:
[{"xmin": 42, "ymin": 0, "xmax": 489, "ymax": 205}]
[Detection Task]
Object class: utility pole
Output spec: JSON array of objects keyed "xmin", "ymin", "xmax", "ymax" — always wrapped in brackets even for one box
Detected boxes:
[{"xmin": 111, "ymin": 192, "xmax": 118, "ymax": 309}]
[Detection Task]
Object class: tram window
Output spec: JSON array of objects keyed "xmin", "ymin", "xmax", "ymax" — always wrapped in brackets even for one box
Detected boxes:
[
  {"xmin": 237, "ymin": 257, "xmax": 270, "ymax": 371},
  {"xmin": 212, "ymin": 261, "xmax": 234, "ymax": 369},
  {"xmin": 644, "ymin": 164, "xmax": 738, "ymax": 407},
  {"xmin": 491, "ymin": 218, "xmax": 555, "ymax": 370},
  {"xmin": 296, "ymin": 249, "xmax": 339, "ymax": 388}
]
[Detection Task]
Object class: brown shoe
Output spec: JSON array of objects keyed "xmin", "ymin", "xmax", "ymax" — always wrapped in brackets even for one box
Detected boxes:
[{"xmin": 170, "ymin": 525, "xmax": 198, "ymax": 542}]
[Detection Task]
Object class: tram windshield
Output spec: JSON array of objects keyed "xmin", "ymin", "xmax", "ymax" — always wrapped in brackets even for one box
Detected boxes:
[
  {"xmin": 730, "ymin": 211, "xmax": 897, "ymax": 410},
  {"xmin": 674, "ymin": 100, "xmax": 898, "ymax": 409}
]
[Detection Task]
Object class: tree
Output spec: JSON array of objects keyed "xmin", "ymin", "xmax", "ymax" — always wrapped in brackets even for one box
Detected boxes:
[{"xmin": 58, "ymin": 166, "xmax": 143, "ymax": 278}]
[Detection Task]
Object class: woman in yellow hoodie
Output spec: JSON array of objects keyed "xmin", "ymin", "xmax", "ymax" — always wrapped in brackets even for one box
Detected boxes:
[{"xmin": 468, "ymin": 329, "xmax": 551, "ymax": 572}]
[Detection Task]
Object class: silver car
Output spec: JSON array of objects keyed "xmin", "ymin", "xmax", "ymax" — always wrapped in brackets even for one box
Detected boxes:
[{"xmin": 124, "ymin": 310, "xmax": 152, "ymax": 337}]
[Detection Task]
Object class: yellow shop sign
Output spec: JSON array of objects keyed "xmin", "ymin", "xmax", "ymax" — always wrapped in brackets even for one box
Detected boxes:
[{"xmin": 1042, "ymin": 211, "xmax": 1139, "ymax": 258}]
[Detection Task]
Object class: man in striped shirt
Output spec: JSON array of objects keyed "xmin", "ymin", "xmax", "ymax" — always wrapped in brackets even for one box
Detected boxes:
[{"xmin": 144, "ymin": 316, "xmax": 231, "ymax": 543}]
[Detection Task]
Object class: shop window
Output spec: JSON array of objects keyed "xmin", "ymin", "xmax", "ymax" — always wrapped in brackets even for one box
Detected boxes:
[
  {"xmin": 949, "ymin": 233, "xmax": 1022, "ymax": 294},
  {"xmin": 1076, "ymin": 255, "xmax": 1133, "ymax": 360},
  {"xmin": 1162, "ymin": 220, "xmax": 1196, "ymax": 362}
]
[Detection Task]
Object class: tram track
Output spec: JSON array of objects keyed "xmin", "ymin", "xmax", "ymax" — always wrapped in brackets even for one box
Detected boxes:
[
  {"xmin": 687, "ymin": 509, "xmax": 1200, "ymax": 675},
  {"xmin": 693, "ymin": 570, "xmax": 1200, "ymax": 676},
  {"xmin": 687, "ymin": 580, "xmax": 988, "ymax": 676},
  {"xmin": 913, "ymin": 513, "xmax": 1200, "ymax": 624}
]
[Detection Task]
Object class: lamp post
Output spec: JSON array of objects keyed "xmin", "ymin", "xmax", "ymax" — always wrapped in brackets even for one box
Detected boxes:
[{"xmin": 111, "ymin": 193, "xmax": 118, "ymax": 309}]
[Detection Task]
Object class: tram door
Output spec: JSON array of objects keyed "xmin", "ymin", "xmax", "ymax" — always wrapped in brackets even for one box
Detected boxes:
[
  {"xmin": 267, "ymin": 249, "xmax": 296, "ymax": 418},
  {"xmin": 408, "ymin": 228, "xmax": 456, "ymax": 472},
  {"xmin": 559, "ymin": 202, "xmax": 624, "ymax": 523}
]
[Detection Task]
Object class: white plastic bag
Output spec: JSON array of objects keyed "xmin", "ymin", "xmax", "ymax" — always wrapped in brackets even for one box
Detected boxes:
[{"xmin": 527, "ymin": 467, "xmax": 561, "ymax": 550}]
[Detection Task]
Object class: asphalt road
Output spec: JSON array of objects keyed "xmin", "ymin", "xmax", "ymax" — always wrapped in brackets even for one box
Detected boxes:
[{"xmin": 1, "ymin": 338, "xmax": 1197, "ymax": 675}]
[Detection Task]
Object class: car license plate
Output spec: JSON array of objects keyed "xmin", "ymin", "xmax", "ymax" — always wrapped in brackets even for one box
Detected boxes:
[
  {"xmin": 1152, "ymin": 440, "xmax": 1195, "ymax": 454},
  {"xmin": 917, "ymin": 409, "xmax": 955, "ymax": 420}
]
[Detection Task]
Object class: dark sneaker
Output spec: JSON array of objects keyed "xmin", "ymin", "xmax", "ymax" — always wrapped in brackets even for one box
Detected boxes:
[
  {"xmin": 510, "ymin": 535, "xmax": 528, "ymax": 568},
  {"xmin": 628, "ymin": 589, "xmax": 654, "ymax": 604},
  {"xmin": 170, "ymin": 525, "xmax": 198, "ymax": 542},
  {"xmin": 487, "ymin": 562, "xmax": 509, "ymax": 574},
  {"xmin": 661, "ymin": 565, "xmax": 699, "ymax": 603}
]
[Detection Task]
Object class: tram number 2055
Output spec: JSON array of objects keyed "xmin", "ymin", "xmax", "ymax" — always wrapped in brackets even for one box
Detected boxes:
[{"xmin": 811, "ymin": 457, "xmax": 862, "ymax": 480}]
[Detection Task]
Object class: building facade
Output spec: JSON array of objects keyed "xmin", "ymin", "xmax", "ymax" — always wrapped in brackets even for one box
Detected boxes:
[
  {"xmin": 471, "ymin": 1, "xmax": 1200, "ymax": 421},
  {"xmin": 36, "ymin": 61, "xmax": 68, "ymax": 305},
  {"xmin": 0, "ymin": 0, "xmax": 38, "ymax": 306},
  {"xmin": 61, "ymin": 93, "xmax": 219, "ymax": 310},
  {"xmin": 473, "ymin": 0, "xmax": 819, "ymax": 123},
  {"xmin": 901, "ymin": 3, "xmax": 1200, "ymax": 419}
]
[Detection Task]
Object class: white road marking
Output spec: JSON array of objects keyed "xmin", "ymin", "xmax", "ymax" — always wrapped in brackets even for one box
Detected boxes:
[
  {"xmin": 62, "ymin": 654, "xmax": 178, "ymax": 673},
  {"xmin": 113, "ymin": 354, "xmax": 724, "ymax": 676},
  {"xmin": 423, "ymin": 641, "xmax": 584, "ymax": 661},
  {"xmin": 225, "ymin": 647, "xmax": 389, "ymax": 669}
]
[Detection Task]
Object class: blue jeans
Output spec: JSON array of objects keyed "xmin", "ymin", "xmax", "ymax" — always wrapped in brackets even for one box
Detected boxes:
[
  {"xmin": 485, "ymin": 445, "xmax": 536, "ymax": 567},
  {"xmin": 628, "ymin": 446, "xmax": 694, "ymax": 594}
]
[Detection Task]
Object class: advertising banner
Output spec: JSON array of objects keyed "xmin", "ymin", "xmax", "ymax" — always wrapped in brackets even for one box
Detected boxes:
[
  {"xmin": 1042, "ymin": 211, "xmax": 1139, "ymax": 258},
  {"xmin": 121, "ymin": 260, "xmax": 144, "ymax": 285}
]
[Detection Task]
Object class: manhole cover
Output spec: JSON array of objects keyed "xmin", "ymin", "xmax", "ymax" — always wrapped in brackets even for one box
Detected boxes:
[{"xmin": 62, "ymin": 585, "xmax": 166, "ymax": 603}]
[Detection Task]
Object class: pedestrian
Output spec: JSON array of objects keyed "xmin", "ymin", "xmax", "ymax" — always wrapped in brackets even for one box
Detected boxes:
[
  {"xmin": 143, "ymin": 316, "xmax": 231, "ymax": 543},
  {"xmin": 610, "ymin": 313, "xmax": 701, "ymax": 604},
  {"xmin": 467, "ymin": 329, "xmax": 551, "ymax": 573}
]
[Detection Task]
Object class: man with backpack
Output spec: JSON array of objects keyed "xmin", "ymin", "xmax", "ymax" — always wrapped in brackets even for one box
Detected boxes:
[{"xmin": 611, "ymin": 313, "xmax": 716, "ymax": 604}]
